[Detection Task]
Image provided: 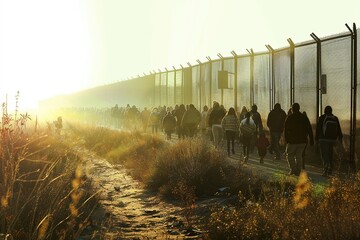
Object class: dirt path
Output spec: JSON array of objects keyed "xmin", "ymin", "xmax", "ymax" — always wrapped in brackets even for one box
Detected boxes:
[{"xmin": 77, "ymin": 148, "xmax": 204, "ymax": 239}]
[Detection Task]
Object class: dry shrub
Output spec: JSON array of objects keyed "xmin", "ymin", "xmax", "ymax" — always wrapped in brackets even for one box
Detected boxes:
[
  {"xmin": 149, "ymin": 137, "xmax": 226, "ymax": 197},
  {"xmin": 208, "ymin": 172, "xmax": 360, "ymax": 240}
]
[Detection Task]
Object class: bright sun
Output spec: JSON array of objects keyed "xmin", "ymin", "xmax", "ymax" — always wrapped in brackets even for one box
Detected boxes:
[{"xmin": 0, "ymin": 0, "xmax": 93, "ymax": 111}]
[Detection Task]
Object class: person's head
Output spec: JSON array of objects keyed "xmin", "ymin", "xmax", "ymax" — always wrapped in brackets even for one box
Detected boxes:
[
  {"xmin": 227, "ymin": 107, "xmax": 236, "ymax": 116},
  {"xmin": 291, "ymin": 103, "xmax": 300, "ymax": 113},
  {"xmin": 189, "ymin": 104, "xmax": 195, "ymax": 109},
  {"xmin": 203, "ymin": 105, "xmax": 208, "ymax": 111},
  {"xmin": 274, "ymin": 103, "xmax": 281, "ymax": 110},
  {"xmin": 324, "ymin": 105, "xmax": 332, "ymax": 115},
  {"xmin": 245, "ymin": 111, "xmax": 251, "ymax": 119},
  {"xmin": 213, "ymin": 101, "xmax": 220, "ymax": 109},
  {"xmin": 251, "ymin": 104, "xmax": 258, "ymax": 112}
]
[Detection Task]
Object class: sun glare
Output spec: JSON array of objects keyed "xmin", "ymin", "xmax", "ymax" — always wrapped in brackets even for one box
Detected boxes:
[{"xmin": 0, "ymin": 0, "xmax": 93, "ymax": 111}]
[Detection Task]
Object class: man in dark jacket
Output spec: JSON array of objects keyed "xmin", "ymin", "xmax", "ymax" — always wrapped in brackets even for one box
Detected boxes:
[
  {"xmin": 315, "ymin": 105, "xmax": 343, "ymax": 176},
  {"xmin": 181, "ymin": 104, "xmax": 201, "ymax": 137},
  {"xmin": 284, "ymin": 103, "xmax": 314, "ymax": 176},
  {"xmin": 267, "ymin": 103, "xmax": 287, "ymax": 160}
]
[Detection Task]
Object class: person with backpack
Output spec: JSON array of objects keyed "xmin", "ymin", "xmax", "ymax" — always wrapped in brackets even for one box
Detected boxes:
[
  {"xmin": 315, "ymin": 105, "xmax": 343, "ymax": 177},
  {"xmin": 284, "ymin": 103, "xmax": 314, "ymax": 176},
  {"xmin": 239, "ymin": 111, "xmax": 256, "ymax": 163}
]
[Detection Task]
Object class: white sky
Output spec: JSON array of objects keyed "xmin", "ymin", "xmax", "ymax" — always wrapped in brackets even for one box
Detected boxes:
[{"xmin": 0, "ymin": 0, "xmax": 359, "ymax": 110}]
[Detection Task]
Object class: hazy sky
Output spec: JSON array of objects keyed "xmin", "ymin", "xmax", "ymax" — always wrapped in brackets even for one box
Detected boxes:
[{"xmin": 0, "ymin": 0, "xmax": 359, "ymax": 110}]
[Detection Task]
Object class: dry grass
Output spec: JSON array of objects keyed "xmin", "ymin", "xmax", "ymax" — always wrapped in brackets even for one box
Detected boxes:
[
  {"xmin": 0, "ymin": 104, "xmax": 98, "ymax": 239},
  {"xmin": 208, "ymin": 172, "xmax": 360, "ymax": 240},
  {"xmin": 66, "ymin": 121, "xmax": 360, "ymax": 240}
]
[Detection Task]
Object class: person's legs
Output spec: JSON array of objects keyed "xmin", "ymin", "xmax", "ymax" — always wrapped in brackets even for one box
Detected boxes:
[
  {"xmin": 212, "ymin": 125, "xmax": 222, "ymax": 147},
  {"xmin": 319, "ymin": 141, "xmax": 330, "ymax": 175},
  {"xmin": 225, "ymin": 130, "xmax": 231, "ymax": 155},
  {"xmin": 286, "ymin": 144, "xmax": 297, "ymax": 174},
  {"xmin": 230, "ymin": 132, "xmax": 236, "ymax": 154},
  {"xmin": 294, "ymin": 143, "xmax": 306, "ymax": 175}
]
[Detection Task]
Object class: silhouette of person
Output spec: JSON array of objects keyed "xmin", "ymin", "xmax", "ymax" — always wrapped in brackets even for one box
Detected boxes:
[
  {"xmin": 315, "ymin": 105, "xmax": 343, "ymax": 176},
  {"xmin": 284, "ymin": 103, "xmax": 314, "ymax": 176}
]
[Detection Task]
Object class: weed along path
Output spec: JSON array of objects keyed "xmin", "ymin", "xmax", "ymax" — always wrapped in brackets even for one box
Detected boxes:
[{"xmin": 77, "ymin": 147, "xmax": 204, "ymax": 239}]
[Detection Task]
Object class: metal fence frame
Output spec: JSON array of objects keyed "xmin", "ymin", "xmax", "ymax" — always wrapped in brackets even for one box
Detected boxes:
[{"xmin": 149, "ymin": 23, "xmax": 358, "ymax": 171}]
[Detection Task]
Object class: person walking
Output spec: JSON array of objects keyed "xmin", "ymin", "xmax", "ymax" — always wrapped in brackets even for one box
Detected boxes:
[
  {"xmin": 221, "ymin": 107, "xmax": 240, "ymax": 156},
  {"xmin": 209, "ymin": 101, "xmax": 226, "ymax": 147},
  {"xmin": 149, "ymin": 108, "xmax": 161, "ymax": 134},
  {"xmin": 284, "ymin": 103, "xmax": 314, "ymax": 176},
  {"xmin": 315, "ymin": 105, "xmax": 343, "ymax": 177},
  {"xmin": 200, "ymin": 105, "xmax": 209, "ymax": 137},
  {"xmin": 267, "ymin": 103, "xmax": 287, "ymax": 160},
  {"xmin": 255, "ymin": 132, "xmax": 270, "ymax": 164},
  {"xmin": 181, "ymin": 104, "xmax": 202, "ymax": 137},
  {"xmin": 140, "ymin": 107, "xmax": 150, "ymax": 132},
  {"xmin": 239, "ymin": 111, "xmax": 256, "ymax": 163},
  {"xmin": 250, "ymin": 104, "xmax": 263, "ymax": 153},
  {"xmin": 174, "ymin": 104, "xmax": 186, "ymax": 139},
  {"xmin": 162, "ymin": 111, "xmax": 177, "ymax": 140}
]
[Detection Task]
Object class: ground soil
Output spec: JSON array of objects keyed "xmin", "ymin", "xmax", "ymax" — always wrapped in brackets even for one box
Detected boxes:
[{"xmin": 77, "ymin": 147, "xmax": 207, "ymax": 240}]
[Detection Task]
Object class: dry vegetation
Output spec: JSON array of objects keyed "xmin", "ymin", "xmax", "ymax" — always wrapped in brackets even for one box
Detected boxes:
[
  {"xmin": 3, "ymin": 109, "xmax": 359, "ymax": 240},
  {"xmin": 69, "ymin": 123, "xmax": 360, "ymax": 240},
  {"xmin": 0, "ymin": 105, "xmax": 98, "ymax": 239}
]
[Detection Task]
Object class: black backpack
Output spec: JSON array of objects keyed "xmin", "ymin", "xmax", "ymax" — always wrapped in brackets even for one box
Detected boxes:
[{"xmin": 323, "ymin": 115, "xmax": 338, "ymax": 140}]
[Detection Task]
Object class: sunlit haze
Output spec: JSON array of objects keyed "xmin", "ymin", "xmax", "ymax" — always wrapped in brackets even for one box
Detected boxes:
[{"xmin": 1, "ymin": 0, "xmax": 359, "ymax": 110}]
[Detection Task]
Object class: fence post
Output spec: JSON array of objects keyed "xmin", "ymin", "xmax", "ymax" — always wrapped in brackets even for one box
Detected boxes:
[
  {"xmin": 266, "ymin": 45, "xmax": 275, "ymax": 110},
  {"xmin": 197, "ymin": 59, "xmax": 202, "ymax": 110},
  {"xmin": 288, "ymin": 38, "xmax": 295, "ymax": 106},
  {"xmin": 206, "ymin": 56, "xmax": 212, "ymax": 106},
  {"xmin": 231, "ymin": 51, "xmax": 238, "ymax": 112},
  {"xmin": 310, "ymin": 33, "xmax": 322, "ymax": 118},
  {"xmin": 346, "ymin": 23, "xmax": 358, "ymax": 172},
  {"xmin": 247, "ymin": 49, "xmax": 255, "ymax": 107}
]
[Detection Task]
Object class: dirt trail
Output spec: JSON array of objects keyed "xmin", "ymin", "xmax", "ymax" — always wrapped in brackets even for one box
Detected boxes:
[{"xmin": 77, "ymin": 148, "xmax": 204, "ymax": 239}]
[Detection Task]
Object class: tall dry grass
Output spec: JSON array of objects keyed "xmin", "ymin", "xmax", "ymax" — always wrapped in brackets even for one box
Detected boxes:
[{"xmin": 0, "ymin": 102, "xmax": 98, "ymax": 239}]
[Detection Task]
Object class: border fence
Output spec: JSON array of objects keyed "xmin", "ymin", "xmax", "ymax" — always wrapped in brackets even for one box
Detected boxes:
[
  {"xmin": 41, "ymin": 23, "xmax": 359, "ymax": 172},
  {"xmin": 150, "ymin": 23, "xmax": 358, "ymax": 171}
]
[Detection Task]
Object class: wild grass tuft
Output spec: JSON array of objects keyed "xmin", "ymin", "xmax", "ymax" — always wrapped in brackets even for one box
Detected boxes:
[{"xmin": 0, "ymin": 100, "xmax": 98, "ymax": 239}]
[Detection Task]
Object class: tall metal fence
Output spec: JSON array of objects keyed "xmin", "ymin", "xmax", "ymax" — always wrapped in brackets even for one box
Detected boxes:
[{"xmin": 150, "ymin": 23, "xmax": 358, "ymax": 171}]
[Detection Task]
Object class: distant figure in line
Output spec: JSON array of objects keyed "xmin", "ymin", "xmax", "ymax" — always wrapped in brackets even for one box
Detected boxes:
[
  {"xmin": 256, "ymin": 132, "xmax": 270, "ymax": 164},
  {"xmin": 54, "ymin": 116, "xmax": 63, "ymax": 135},
  {"xmin": 162, "ymin": 111, "xmax": 177, "ymax": 140},
  {"xmin": 221, "ymin": 107, "xmax": 240, "ymax": 156},
  {"xmin": 239, "ymin": 111, "xmax": 256, "ymax": 163}
]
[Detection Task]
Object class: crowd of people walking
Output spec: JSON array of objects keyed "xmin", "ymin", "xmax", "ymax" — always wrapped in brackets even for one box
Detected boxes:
[{"xmin": 109, "ymin": 101, "xmax": 343, "ymax": 177}]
